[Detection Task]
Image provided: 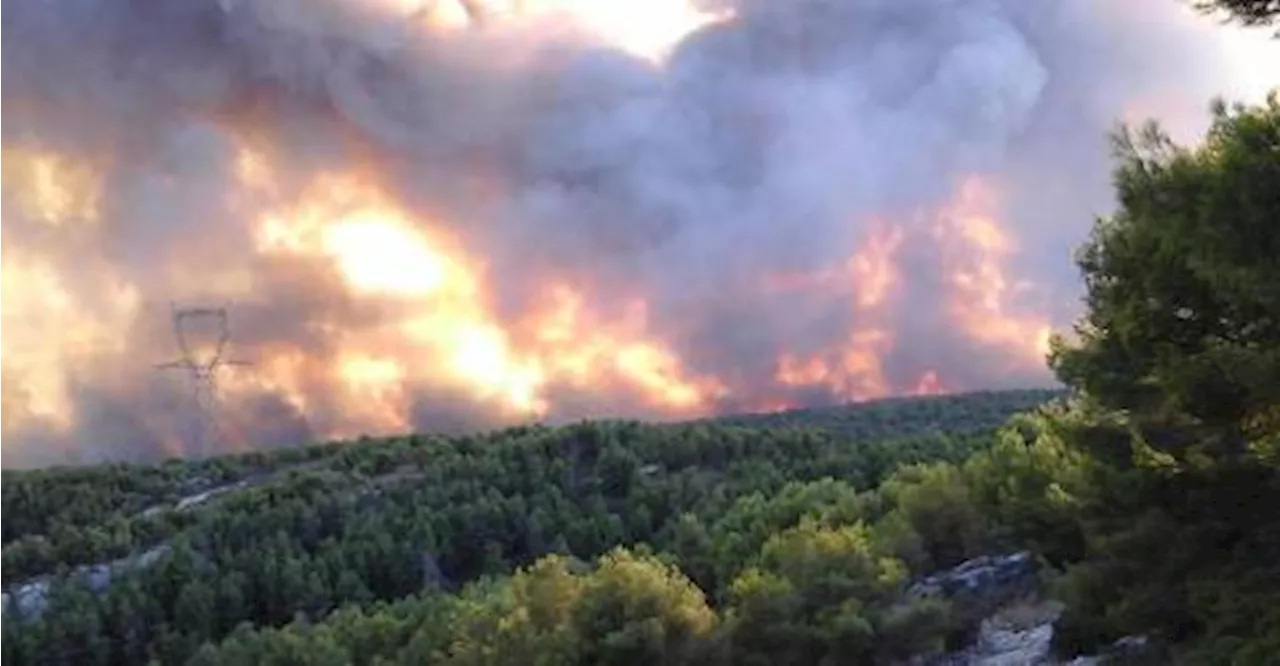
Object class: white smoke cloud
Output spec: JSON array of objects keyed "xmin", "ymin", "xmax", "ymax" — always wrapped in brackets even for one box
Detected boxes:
[{"xmin": 2, "ymin": 0, "xmax": 1274, "ymax": 467}]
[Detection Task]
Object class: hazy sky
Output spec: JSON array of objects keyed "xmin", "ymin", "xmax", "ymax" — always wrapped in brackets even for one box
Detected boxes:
[{"xmin": 2, "ymin": 0, "xmax": 1277, "ymax": 467}]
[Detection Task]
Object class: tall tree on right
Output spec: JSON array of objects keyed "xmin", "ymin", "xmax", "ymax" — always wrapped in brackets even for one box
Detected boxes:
[
  {"xmin": 1046, "ymin": 93, "xmax": 1280, "ymax": 662},
  {"xmin": 1050, "ymin": 93, "xmax": 1280, "ymax": 465},
  {"xmin": 1194, "ymin": 0, "xmax": 1280, "ymax": 33}
]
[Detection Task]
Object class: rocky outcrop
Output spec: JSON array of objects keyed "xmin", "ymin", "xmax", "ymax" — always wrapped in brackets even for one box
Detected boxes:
[
  {"xmin": 1, "ymin": 581, "xmax": 50, "ymax": 620},
  {"xmin": 922, "ymin": 600, "xmax": 1064, "ymax": 666},
  {"xmin": 2, "ymin": 543, "xmax": 171, "ymax": 621},
  {"xmin": 906, "ymin": 553, "xmax": 1151, "ymax": 666},
  {"xmin": 971, "ymin": 620, "xmax": 1057, "ymax": 666},
  {"xmin": 907, "ymin": 552, "xmax": 1039, "ymax": 604},
  {"xmin": 175, "ymin": 481, "xmax": 249, "ymax": 511}
]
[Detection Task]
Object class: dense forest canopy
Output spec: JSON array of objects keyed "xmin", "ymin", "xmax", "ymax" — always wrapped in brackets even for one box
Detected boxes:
[
  {"xmin": 1043, "ymin": 91, "xmax": 1280, "ymax": 663},
  {"xmin": 3, "ymin": 390, "xmax": 1064, "ymax": 664},
  {"xmin": 1052, "ymin": 95, "xmax": 1280, "ymax": 462}
]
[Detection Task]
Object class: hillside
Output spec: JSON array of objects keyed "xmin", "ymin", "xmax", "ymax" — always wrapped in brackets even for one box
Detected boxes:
[
  {"xmin": 2, "ymin": 389, "xmax": 1062, "ymax": 664},
  {"xmin": 708, "ymin": 389, "xmax": 1065, "ymax": 437}
]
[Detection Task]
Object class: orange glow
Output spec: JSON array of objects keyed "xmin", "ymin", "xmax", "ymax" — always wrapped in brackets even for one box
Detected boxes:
[
  {"xmin": 937, "ymin": 176, "xmax": 1053, "ymax": 367},
  {"xmin": 764, "ymin": 176, "xmax": 1055, "ymax": 404},
  {"xmin": 247, "ymin": 170, "xmax": 721, "ymax": 426},
  {"xmin": 252, "ymin": 172, "xmax": 546, "ymax": 417},
  {"xmin": 771, "ymin": 225, "xmax": 904, "ymax": 402},
  {"xmin": 323, "ymin": 218, "xmax": 452, "ymax": 297},
  {"xmin": 2, "ymin": 140, "xmax": 1063, "ymax": 461},
  {"xmin": 850, "ymin": 225, "xmax": 904, "ymax": 310},
  {"xmin": 0, "ymin": 256, "xmax": 139, "ymax": 433},
  {"xmin": 527, "ymin": 286, "xmax": 725, "ymax": 412},
  {"xmin": 336, "ymin": 353, "xmax": 412, "ymax": 435},
  {"xmin": 2, "ymin": 149, "xmax": 138, "ymax": 444},
  {"xmin": 9, "ymin": 0, "xmax": 1241, "ymax": 468},
  {"xmin": 234, "ymin": 146, "xmax": 275, "ymax": 192},
  {"xmin": 762, "ymin": 223, "xmax": 903, "ymax": 307},
  {"xmin": 2, "ymin": 148, "xmax": 102, "ymax": 227},
  {"xmin": 228, "ymin": 169, "xmax": 1053, "ymax": 440},
  {"xmin": 776, "ymin": 328, "xmax": 895, "ymax": 402},
  {"xmin": 1, "ymin": 149, "xmax": 1058, "ymax": 460},
  {"xmin": 222, "ymin": 351, "xmax": 313, "ymax": 417},
  {"xmin": 912, "ymin": 370, "xmax": 944, "ymax": 396}
]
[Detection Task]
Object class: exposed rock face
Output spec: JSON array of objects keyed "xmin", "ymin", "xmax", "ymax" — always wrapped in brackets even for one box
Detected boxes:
[
  {"xmin": 1, "ymin": 581, "xmax": 50, "ymax": 619},
  {"xmin": 906, "ymin": 553, "xmax": 1150, "ymax": 666},
  {"xmin": 1, "ymin": 543, "xmax": 172, "ymax": 621},
  {"xmin": 926, "ymin": 603, "xmax": 1064, "ymax": 666},
  {"xmin": 973, "ymin": 620, "xmax": 1057, "ymax": 666},
  {"xmin": 175, "ymin": 481, "xmax": 248, "ymax": 511},
  {"xmin": 908, "ymin": 552, "xmax": 1039, "ymax": 603}
]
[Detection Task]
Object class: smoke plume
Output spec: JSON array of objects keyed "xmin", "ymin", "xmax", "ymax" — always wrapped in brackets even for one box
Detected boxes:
[{"xmin": 2, "ymin": 0, "xmax": 1275, "ymax": 467}]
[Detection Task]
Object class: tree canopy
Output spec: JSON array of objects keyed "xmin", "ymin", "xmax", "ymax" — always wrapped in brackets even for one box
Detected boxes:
[
  {"xmin": 1045, "ymin": 93, "xmax": 1280, "ymax": 663},
  {"xmin": 1194, "ymin": 0, "xmax": 1280, "ymax": 34},
  {"xmin": 1051, "ymin": 93, "xmax": 1280, "ymax": 464}
]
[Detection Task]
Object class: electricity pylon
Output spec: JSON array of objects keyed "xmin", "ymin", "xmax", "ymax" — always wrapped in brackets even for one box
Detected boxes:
[{"xmin": 155, "ymin": 302, "xmax": 250, "ymax": 457}]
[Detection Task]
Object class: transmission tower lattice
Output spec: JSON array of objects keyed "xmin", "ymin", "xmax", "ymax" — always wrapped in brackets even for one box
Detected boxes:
[{"xmin": 155, "ymin": 303, "xmax": 251, "ymax": 457}]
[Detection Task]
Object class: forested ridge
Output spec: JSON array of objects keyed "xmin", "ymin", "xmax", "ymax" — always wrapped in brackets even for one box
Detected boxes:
[{"xmin": 2, "ymin": 389, "xmax": 1059, "ymax": 664}]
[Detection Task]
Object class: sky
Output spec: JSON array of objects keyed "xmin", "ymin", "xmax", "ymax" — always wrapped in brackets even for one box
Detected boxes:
[{"xmin": 2, "ymin": 0, "xmax": 1277, "ymax": 467}]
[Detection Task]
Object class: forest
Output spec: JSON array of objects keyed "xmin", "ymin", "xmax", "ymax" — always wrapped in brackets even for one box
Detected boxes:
[
  {"xmin": 2, "ymin": 388, "xmax": 1061, "ymax": 664},
  {"xmin": 4, "ymin": 3, "xmax": 1279, "ymax": 665}
]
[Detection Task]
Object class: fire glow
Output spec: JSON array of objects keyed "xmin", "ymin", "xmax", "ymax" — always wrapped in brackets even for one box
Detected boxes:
[
  {"xmin": 9, "ymin": 0, "xmax": 1179, "ymax": 465},
  {"xmin": 3, "ymin": 140, "xmax": 1046, "ymax": 454},
  {"xmin": 243, "ymin": 167, "xmax": 724, "ymax": 427}
]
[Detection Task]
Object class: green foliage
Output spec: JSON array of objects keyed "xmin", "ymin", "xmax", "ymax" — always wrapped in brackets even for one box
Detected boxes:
[
  {"xmin": 570, "ymin": 549, "xmax": 718, "ymax": 666},
  {"xmin": 1046, "ymin": 94, "xmax": 1280, "ymax": 663},
  {"xmin": 723, "ymin": 519, "xmax": 946, "ymax": 665},
  {"xmin": 438, "ymin": 550, "xmax": 720, "ymax": 666},
  {"xmin": 876, "ymin": 463, "xmax": 988, "ymax": 571},
  {"xmin": 704, "ymin": 478, "xmax": 873, "ymax": 592},
  {"xmin": 1051, "ymin": 94, "xmax": 1280, "ymax": 463},
  {"xmin": 2, "ymin": 392, "xmax": 1036, "ymax": 665},
  {"xmin": 961, "ymin": 409, "xmax": 1093, "ymax": 565},
  {"xmin": 716, "ymin": 390, "xmax": 1062, "ymax": 441}
]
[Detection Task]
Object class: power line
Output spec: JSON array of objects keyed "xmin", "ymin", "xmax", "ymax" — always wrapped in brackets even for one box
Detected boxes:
[{"xmin": 155, "ymin": 302, "xmax": 250, "ymax": 457}]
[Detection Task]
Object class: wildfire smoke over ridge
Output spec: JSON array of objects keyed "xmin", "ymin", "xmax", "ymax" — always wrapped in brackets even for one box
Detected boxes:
[{"xmin": 2, "ymin": 0, "xmax": 1276, "ymax": 466}]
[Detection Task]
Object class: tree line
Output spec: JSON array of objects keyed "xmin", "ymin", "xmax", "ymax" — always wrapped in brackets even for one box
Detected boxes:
[{"xmin": 3, "ymin": 391, "xmax": 1054, "ymax": 665}]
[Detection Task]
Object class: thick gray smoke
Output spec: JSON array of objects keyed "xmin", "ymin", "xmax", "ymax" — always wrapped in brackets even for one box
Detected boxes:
[{"xmin": 2, "ymin": 0, "xmax": 1272, "ymax": 467}]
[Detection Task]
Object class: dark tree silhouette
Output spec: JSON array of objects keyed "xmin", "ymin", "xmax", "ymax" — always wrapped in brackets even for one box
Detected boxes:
[{"xmin": 1194, "ymin": 0, "xmax": 1280, "ymax": 33}]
